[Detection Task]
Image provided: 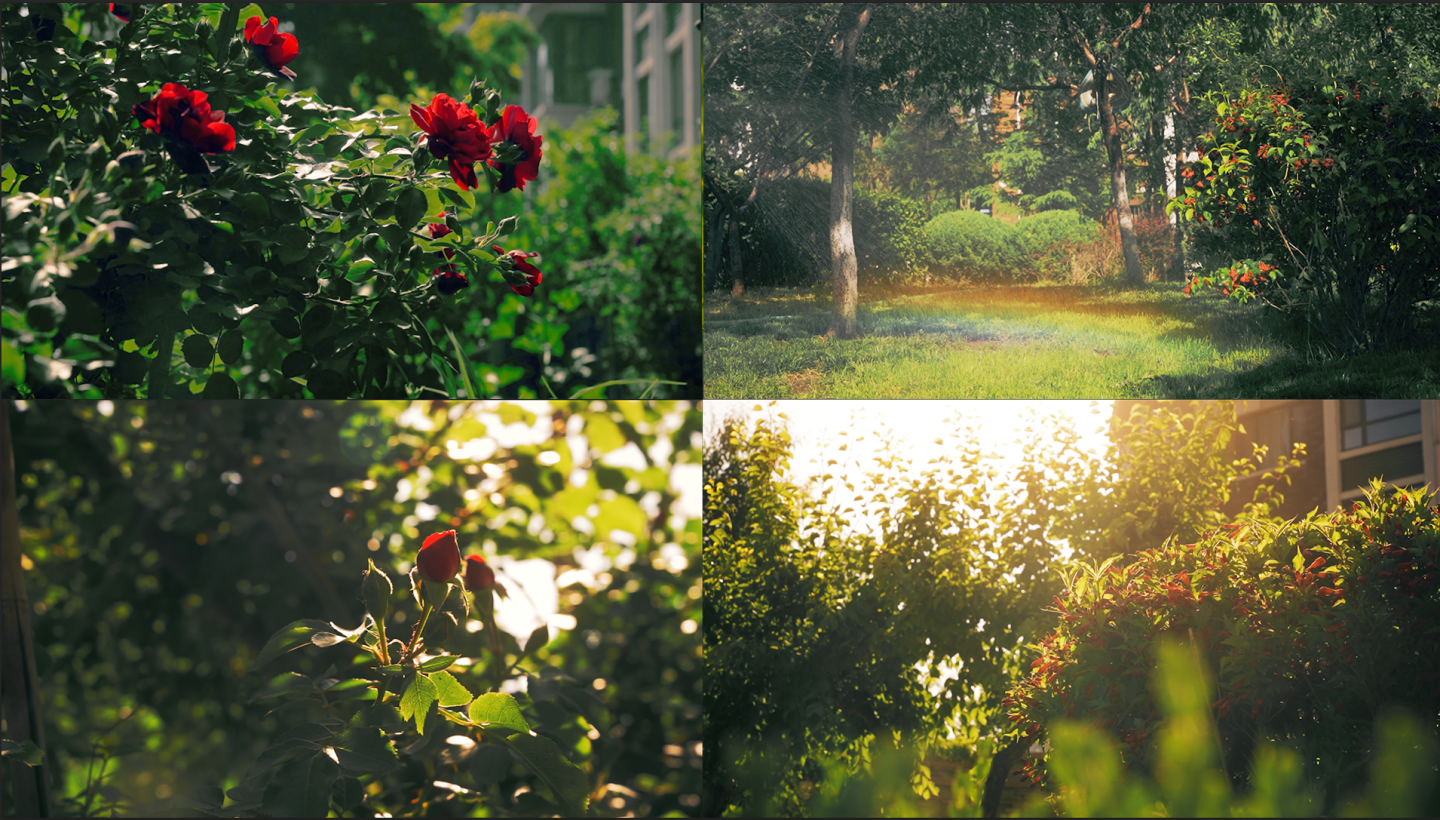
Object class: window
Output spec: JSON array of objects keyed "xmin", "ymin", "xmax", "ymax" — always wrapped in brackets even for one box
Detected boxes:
[
  {"xmin": 635, "ymin": 22, "xmax": 649, "ymax": 67},
  {"xmin": 1340, "ymin": 400, "xmax": 1421, "ymax": 450},
  {"xmin": 666, "ymin": 3, "xmax": 683, "ymax": 36},
  {"xmin": 541, "ymin": 14, "xmax": 610, "ymax": 106},
  {"xmin": 637, "ymin": 74, "xmax": 649, "ymax": 130},
  {"xmin": 669, "ymin": 47, "xmax": 685, "ymax": 141}
]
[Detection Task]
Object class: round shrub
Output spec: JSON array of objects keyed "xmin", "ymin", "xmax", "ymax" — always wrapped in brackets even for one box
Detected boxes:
[
  {"xmin": 1006, "ymin": 481, "xmax": 1440, "ymax": 809},
  {"xmin": 854, "ymin": 188, "xmax": 930, "ymax": 281},
  {"xmin": 1029, "ymin": 190, "xmax": 1082, "ymax": 213},
  {"xmin": 1013, "ymin": 209, "xmax": 1102, "ymax": 281},
  {"xmin": 923, "ymin": 209, "xmax": 1021, "ymax": 279}
]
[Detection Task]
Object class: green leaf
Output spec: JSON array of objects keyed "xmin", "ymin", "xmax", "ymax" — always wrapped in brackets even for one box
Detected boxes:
[
  {"xmin": 399, "ymin": 673, "xmax": 439, "ymax": 735},
  {"xmin": 244, "ymin": 723, "xmax": 333, "ymax": 781},
  {"xmin": 181, "ymin": 334, "xmax": 214, "ymax": 368},
  {"xmin": 1, "ymin": 739, "xmax": 44, "ymax": 767},
  {"xmin": 216, "ymin": 330, "xmax": 244, "ymax": 365},
  {"xmin": 569, "ymin": 379, "xmax": 685, "ymax": 399},
  {"xmin": 430, "ymin": 670, "xmax": 474, "ymax": 708},
  {"xmin": 1292, "ymin": 546, "xmax": 1305, "ymax": 573},
  {"xmin": 467, "ymin": 692, "xmax": 530, "ymax": 736},
  {"xmin": 202, "ymin": 373, "xmax": 239, "ymax": 399},
  {"xmin": 281, "ymin": 351, "xmax": 315, "ymax": 379},
  {"xmin": 331, "ymin": 776, "xmax": 364, "ymax": 811},
  {"xmin": 253, "ymin": 619, "xmax": 365, "ymax": 668},
  {"xmin": 440, "ymin": 186, "xmax": 475, "ymax": 214},
  {"xmin": 395, "ymin": 186, "xmax": 428, "ymax": 229},
  {"xmin": 232, "ymin": 191, "xmax": 269, "ymax": 220},
  {"xmin": 446, "ymin": 326, "xmax": 479, "ymax": 398},
  {"xmin": 306, "ymin": 369, "xmax": 350, "ymax": 399},
  {"xmin": 248, "ymin": 671, "xmax": 315, "ymax": 703},
  {"xmin": 498, "ymin": 732, "xmax": 590, "ymax": 817},
  {"xmin": 331, "ymin": 726, "xmax": 401, "ymax": 774},
  {"xmin": 2, "ymin": 340, "xmax": 25, "ymax": 386},
  {"xmin": 261, "ymin": 749, "xmax": 339, "ymax": 818},
  {"xmin": 417, "ymin": 655, "xmax": 459, "ymax": 674}
]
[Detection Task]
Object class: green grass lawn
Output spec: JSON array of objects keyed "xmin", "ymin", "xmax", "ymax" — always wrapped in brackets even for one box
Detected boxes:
[{"xmin": 703, "ymin": 281, "xmax": 1440, "ymax": 398}]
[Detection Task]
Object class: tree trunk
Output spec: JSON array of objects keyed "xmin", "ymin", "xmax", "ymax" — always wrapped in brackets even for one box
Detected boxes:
[
  {"xmin": 704, "ymin": 200, "xmax": 726, "ymax": 293},
  {"xmin": 828, "ymin": 5, "xmax": 871, "ymax": 339},
  {"xmin": 729, "ymin": 215, "xmax": 745, "ymax": 296},
  {"xmin": 1, "ymin": 401, "xmax": 54, "ymax": 818},
  {"xmin": 981, "ymin": 737, "xmax": 1029, "ymax": 818},
  {"xmin": 1096, "ymin": 63, "xmax": 1145, "ymax": 285}
]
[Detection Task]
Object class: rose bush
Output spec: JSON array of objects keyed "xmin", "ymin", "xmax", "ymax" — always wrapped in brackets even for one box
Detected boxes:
[
  {"xmin": 1005, "ymin": 481, "xmax": 1440, "ymax": 812},
  {"xmin": 1168, "ymin": 80, "xmax": 1440, "ymax": 355},
  {"xmin": 2, "ymin": 3, "xmax": 690, "ymax": 398}
]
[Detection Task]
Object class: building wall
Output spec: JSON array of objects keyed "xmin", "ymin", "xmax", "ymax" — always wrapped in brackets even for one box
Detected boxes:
[{"xmin": 517, "ymin": 3, "xmax": 699, "ymax": 157}]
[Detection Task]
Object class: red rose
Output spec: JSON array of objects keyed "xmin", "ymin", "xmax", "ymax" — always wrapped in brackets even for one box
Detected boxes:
[
  {"xmin": 109, "ymin": 3, "xmax": 131, "ymax": 22},
  {"xmin": 463, "ymin": 555, "xmax": 495, "ymax": 591},
  {"xmin": 428, "ymin": 215, "xmax": 455, "ymax": 260},
  {"xmin": 410, "ymin": 94, "xmax": 492, "ymax": 191},
  {"xmin": 417, "ymin": 530, "xmax": 462, "ymax": 582},
  {"xmin": 244, "ymin": 16, "xmax": 299, "ymax": 81},
  {"xmin": 492, "ymin": 245, "xmax": 542, "ymax": 297},
  {"xmin": 434, "ymin": 265, "xmax": 469, "ymax": 295},
  {"xmin": 133, "ymin": 83, "xmax": 236, "ymax": 155},
  {"xmin": 485, "ymin": 105, "xmax": 543, "ymax": 193}
]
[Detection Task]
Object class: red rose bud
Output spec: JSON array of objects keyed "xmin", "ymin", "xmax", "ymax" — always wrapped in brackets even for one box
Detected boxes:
[
  {"xmin": 427, "ymin": 216, "xmax": 455, "ymax": 260},
  {"xmin": 417, "ymin": 530, "xmax": 462, "ymax": 583},
  {"xmin": 410, "ymin": 94, "xmax": 491, "ymax": 191},
  {"xmin": 463, "ymin": 554, "xmax": 495, "ymax": 591},
  {"xmin": 109, "ymin": 4, "xmax": 131, "ymax": 23},
  {"xmin": 485, "ymin": 105, "xmax": 543, "ymax": 192},
  {"xmin": 492, "ymin": 246, "xmax": 542, "ymax": 297},
  {"xmin": 244, "ymin": 16, "xmax": 299, "ymax": 80},
  {"xmin": 434, "ymin": 265, "xmax": 469, "ymax": 295}
]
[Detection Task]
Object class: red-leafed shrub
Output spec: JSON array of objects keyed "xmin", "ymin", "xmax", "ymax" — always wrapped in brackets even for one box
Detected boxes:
[{"xmin": 1006, "ymin": 480, "xmax": 1440, "ymax": 808}]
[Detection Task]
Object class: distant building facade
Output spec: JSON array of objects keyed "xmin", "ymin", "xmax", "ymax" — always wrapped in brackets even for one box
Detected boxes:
[
  {"xmin": 1112, "ymin": 400, "xmax": 1439, "ymax": 519},
  {"xmin": 515, "ymin": 3, "xmax": 699, "ymax": 159}
]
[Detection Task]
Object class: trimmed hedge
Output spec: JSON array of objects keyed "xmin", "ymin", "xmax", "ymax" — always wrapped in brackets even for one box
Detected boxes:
[
  {"xmin": 922, "ymin": 209, "xmax": 1021, "ymax": 279},
  {"xmin": 1014, "ymin": 209, "xmax": 1102, "ymax": 280},
  {"xmin": 732, "ymin": 178, "xmax": 933, "ymax": 288}
]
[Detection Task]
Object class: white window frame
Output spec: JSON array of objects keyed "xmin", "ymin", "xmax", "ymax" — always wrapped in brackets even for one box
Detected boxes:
[{"xmin": 1323, "ymin": 400, "xmax": 1435, "ymax": 510}]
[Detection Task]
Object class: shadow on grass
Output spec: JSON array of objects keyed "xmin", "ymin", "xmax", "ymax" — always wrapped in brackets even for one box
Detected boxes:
[{"xmin": 1136, "ymin": 347, "xmax": 1440, "ymax": 398}]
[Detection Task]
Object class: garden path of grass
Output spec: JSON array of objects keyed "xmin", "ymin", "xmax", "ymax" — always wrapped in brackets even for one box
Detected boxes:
[{"xmin": 703, "ymin": 282, "xmax": 1440, "ymax": 399}]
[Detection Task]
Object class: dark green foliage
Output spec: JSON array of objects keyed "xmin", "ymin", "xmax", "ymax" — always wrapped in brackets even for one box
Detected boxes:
[
  {"xmin": 1013, "ymin": 209, "xmax": 1102, "ymax": 281},
  {"xmin": 922, "ymin": 209, "xmax": 1022, "ymax": 279},
  {"xmin": 7, "ymin": 400, "xmax": 701, "ymax": 817},
  {"xmin": 1030, "ymin": 190, "xmax": 1082, "ymax": 213},
  {"xmin": 854, "ymin": 187, "xmax": 933, "ymax": 282}
]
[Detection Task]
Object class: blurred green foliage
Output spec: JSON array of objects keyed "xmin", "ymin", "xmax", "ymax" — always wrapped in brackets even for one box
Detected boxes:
[{"xmin": 5, "ymin": 399, "xmax": 700, "ymax": 817}]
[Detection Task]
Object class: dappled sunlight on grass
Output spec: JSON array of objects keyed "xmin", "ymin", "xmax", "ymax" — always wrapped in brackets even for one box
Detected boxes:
[{"xmin": 704, "ymin": 280, "xmax": 1303, "ymax": 398}]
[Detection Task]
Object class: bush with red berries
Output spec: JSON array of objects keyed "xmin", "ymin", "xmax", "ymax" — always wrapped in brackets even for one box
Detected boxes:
[
  {"xmin": 1168, "ymin": 80, "xmax": 1440, "ymax": 355},
  {"xmin": 1005, "ymin": 481, "xmax": 1440, "ymax": 809}
]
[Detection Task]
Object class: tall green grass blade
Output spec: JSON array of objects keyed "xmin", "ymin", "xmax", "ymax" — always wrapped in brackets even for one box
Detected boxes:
[{"xmin": 444, "ymin": 327, "xmax": 479, "ymax": 399}]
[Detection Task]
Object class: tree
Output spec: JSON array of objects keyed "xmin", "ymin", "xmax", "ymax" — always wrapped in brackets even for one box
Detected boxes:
[{"xmin": 704, "ymin": 400, "xmax": 1305, "ymax": 817}]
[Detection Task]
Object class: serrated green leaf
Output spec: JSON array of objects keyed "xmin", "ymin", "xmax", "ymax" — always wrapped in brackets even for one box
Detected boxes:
[
  {"xmin": 1, "ymin": 739, "xmax": 44, "ymax": 766},
  {"xmin": 254, "ymin": 619, "xmax": 339, "ymax": 669},
  {"xmin": 331, "ymin": 776, "xmax": 364, "ymax": 811},
  {"xmin": 417, "ymin": 655, "xmax": 459, "ymax": 674},
  {"xmin": 331, "ymin": 726, "xmax": 401, "ymax": 774},
  {"xmin": 248, "ymin": 672, "xmax": 315, "ymax": 703},
  {"xmin": 498, "ymin": 732, "xmax": 589, "ymax": 817},
  {"xmin": 431, "ymin": 670, "xmax": 474, "ymax": 708},
  {"xmin": 395, "ymin": 186, "xmax": 427, "ymax": 229},
  {"xmin": 468, "ymin": 692, "xmax": 530, "ymax": 735},
  {"xmin": 439, "ymin": 186, "xmax": 474, "ymax": 214},
  {"xmin": 261, "ymin": 750, "xmax": 339, "ymax": 818},
  {"xmin": 400, "ymin": 673, "xmax": 439, "ymax": 735},
  {"xmin": 244, "ymin": 723, "xmax": 333, "ymax": 781}
]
